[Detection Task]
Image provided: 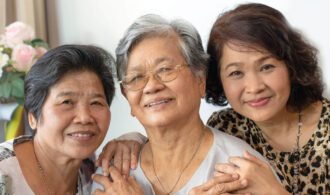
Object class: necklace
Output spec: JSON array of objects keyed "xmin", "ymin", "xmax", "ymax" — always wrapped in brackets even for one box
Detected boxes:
[
  {"xmin": 35, "ymin": 158, "xmax": 55, "ymax": 195},
  {"xmin": 150, "ymin": 126, "xmax": 206, "ymax": 195},
  {"xmin": 292, "ymin": 111, "xmax": 302, "ymax": 195}
]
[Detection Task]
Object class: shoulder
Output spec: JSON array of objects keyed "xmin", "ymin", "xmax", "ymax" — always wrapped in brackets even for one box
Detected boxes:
[
  {"xmin": 209, "ymin": 127, "xmax": 263, "ymax": 159},
  {"xmin": 207, "ymin": 108, "xmax": 248, "ymax": 128},
  {"xmin": 0, "ymin": 140, "xmax": 15, "ymax": 162},
  {"xmin": 207, "ymin": 108, "xmax": 252, "ymax": 139},
  {"xmin": 320, "ymin": 98, "xmax": 330, "ymax": 121}
]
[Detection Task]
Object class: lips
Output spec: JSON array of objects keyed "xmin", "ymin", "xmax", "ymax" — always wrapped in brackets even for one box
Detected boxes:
[
  {"xmin": 68, "ymin": 131, "xmax": 96, "ymax": 141},
  {"xmin": 144, "ymin": 98, "xmax": 173, "ymax": 108},
  {"xmin": 246, "ymin": 97, "xmax": 270, "ymax": 107}
]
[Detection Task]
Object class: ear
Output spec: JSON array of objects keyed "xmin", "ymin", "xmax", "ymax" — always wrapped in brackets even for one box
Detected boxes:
[
  {"xmin": 198, "ymin": 75, "xmax": 206, "ymax": 98},
  {"xmin": 28, "ymin": 112, "xmax": 37, "ymax": 130},
  {"xmin": 120, "ymin": 85, "xmax": 135, "ymax": 116},
  {"xmin": 120, "ymin": 85, "xmax": 127, "ymax": 99}
]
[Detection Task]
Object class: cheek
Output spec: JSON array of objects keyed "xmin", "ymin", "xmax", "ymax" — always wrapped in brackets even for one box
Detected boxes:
[
  {"xmin": 221, "ymin": 78, "xmax": 239, "ymax": 99},
  {"xmin": 127, "ymin": 94, "xmax": 141, "ymax": 109},
  {"xmin": 94, "ymin": 109, "xmax": 111, "ymax": 131},
  {"xmin": 269, "ymin": 70, "xmax": 291, "ymax": 95}
]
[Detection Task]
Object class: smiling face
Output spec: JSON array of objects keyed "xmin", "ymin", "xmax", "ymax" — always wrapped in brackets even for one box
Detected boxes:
[
  {"xmin": 30, "ymin": 70, "xmax": 110, "ymax": 160},
  {"xmin": 123, "ymin": 35, "xmax": 205, "ymax": 129},
  {"xmin": 220, "ymin": 43, "xmax": 291, "ymax": 123}
]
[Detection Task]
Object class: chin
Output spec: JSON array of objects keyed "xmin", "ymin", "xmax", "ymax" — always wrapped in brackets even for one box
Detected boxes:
[{"xmin": 68, "ymin": 148, "xmax": 97, "ymax": 160}]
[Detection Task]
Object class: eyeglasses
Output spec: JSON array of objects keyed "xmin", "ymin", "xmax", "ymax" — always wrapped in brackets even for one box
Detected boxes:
[{"xmin": 119, "ymin": 64, "xmax": 189, "ymax": 91}]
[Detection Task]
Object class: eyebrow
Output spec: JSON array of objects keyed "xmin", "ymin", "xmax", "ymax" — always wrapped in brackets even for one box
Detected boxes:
[
  {"xmin": 55, "ymin": 91, "xmax": 105, "ymax": 99},
  {"xmin": 255, "ymin": 55, "xmax": 273, "ymax": 65},
  {"xmin": 223, "ymin": 55, "xmax": 273, "ymax": 71}
]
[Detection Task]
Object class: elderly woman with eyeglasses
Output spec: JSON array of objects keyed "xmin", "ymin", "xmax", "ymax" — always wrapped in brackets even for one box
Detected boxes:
[{"xmin": 91, "ymin": 14, "xmax": 279, "ymax": 195}]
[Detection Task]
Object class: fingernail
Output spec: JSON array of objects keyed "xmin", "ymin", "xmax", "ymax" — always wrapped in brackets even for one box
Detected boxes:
[
  {"xmin": 131, "ymin": 164, "xmax": 137, "ymax": 170},
  {"xmin": 103, "ymin": 172, "xmax": 109, "ymax": 176},
  {"xmin": 232, "ymin": 174, "xmax": 238, "ymax": 179},
  {"xmin": 240, "ymin": 179, "xmax": 248, "ymax": 186}
]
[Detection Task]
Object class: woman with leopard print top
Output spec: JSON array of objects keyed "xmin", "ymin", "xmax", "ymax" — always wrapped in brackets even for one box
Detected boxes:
[{"xmin": 204, "ymin": 3, "xmax": 329, "ymax": 195}]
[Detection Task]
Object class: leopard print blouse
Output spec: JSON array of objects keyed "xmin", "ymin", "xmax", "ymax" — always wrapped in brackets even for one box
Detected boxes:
[{"xmin": 207, "ymin": 98, "xmax": 329, "ymax": 195}]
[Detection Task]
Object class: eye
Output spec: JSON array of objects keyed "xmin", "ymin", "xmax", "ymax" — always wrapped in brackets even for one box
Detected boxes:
[
  {"xmin": 91, "ymin": 102, "xmax": 101, "ymax": 107},
  {"xmin": 62, "ymin": 99, "xmax": 73, "ymax": 105},
  {"xmin": 228, "ymin": 70, "xmax": 243, "ymax": 78},
  {"xmin": 158, "ymin": 66, "xmax": 174, "ymax": 73},
  {"xmin": 91, "ymin": 100, "xmax": 106, "ymax": 106},
  {"xmin": 260, "ymin": 64, "xmax": 275, "ymax": 72},
  {"xmin": 124, "ymin": 73, "xmax": 145, "ymax": 84}
]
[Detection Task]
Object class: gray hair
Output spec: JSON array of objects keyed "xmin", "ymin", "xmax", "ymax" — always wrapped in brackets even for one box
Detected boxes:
[{"xmin": 115, "ymin": 14, "xmax": 209, "ymax": 80}]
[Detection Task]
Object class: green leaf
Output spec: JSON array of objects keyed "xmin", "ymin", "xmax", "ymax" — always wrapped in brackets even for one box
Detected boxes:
[
  {"xmin": 31, "ymin": 38, "xmax": 49, "ymax": 49},
  {"xmin": 11, "ymin": 77, "xmax": 24, "ymax": 98},
  {"xmin": 0, "ymin": 72, "xmax": 25, "ymax": 101}
]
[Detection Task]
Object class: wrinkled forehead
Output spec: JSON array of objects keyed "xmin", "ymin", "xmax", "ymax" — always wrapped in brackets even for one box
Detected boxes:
[{"xmin": 126, "ymin": 34, "xmax": 185, "ymax": 71}]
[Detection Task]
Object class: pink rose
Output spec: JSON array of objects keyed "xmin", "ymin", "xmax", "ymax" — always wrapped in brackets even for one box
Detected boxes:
[
  {"xmin": 12, "ymin": 44, "xmax": 36, "ymax": 72},
  {"xmin": 1, "ymin": 21, "xmax": 35, "ymax": 48},
  {"xmin": 35, "ymin": 47, "xmax": 48, "ymax": 58}
]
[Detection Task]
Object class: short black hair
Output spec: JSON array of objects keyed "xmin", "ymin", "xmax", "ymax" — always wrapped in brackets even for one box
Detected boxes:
[{"xmin": 24, "ymin": 44, "xmax": 115, "ymax": 121}]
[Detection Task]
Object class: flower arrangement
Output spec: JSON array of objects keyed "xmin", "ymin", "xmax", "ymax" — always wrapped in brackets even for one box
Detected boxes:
[{"xmin": 0, "ymin": 21, "xmax": 48, "ymax": 105}]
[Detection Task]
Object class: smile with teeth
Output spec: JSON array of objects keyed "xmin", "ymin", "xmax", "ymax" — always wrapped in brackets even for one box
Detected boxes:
[
  {"xmin": 145, "ymin": 98, "xmax": 172, "ymax": 107},
  {"xmin": 68, "ymin": 132, "xmax": 95, "ymax": 138}
]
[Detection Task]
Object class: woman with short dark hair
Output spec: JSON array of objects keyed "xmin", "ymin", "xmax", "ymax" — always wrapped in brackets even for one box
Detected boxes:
[{"xmin": 0, "ymin": 44, "xmax": 116, "ymax": 194}]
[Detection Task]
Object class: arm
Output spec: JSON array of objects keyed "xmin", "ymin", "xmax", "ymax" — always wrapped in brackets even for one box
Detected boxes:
[{"xmin": 95, "ymin": 132, "xmax": 146, "ymax": 177}]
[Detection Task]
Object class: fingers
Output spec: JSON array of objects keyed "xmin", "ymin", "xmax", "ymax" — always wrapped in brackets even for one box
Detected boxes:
[
  {"xmin": 92, "ymin": 189, "xmax": 104, "ymax": 195},
  {"xmin": 97, "ymin": 141, "xmax": 117, "ymax": 176},
  {"xmin": 200, "ymin": 174, "xmax": 239, "ymax": 190},
  {"xmin": 121, "ymin": 143, "xmax": 131, "ymax": 177},
  {"xmin": 113, "ymin": 143, "xmax": 125, "ymax": 174},
  {"xmin": 127, "ymin": 176, "xmax": 144, "ymax": 193},
  {"xmin": 130, "ymin": 141, "xmax": 141, "ymax": 169},
  {"xmin": 243, "ymin": 151, "xmax": 265, "ymax": 167},
  {"xmin": 92, "ymin": 173, "xmax": 111, "ymax": 188},
  {"xmin": 189, "ymin": 174, "xmax": 248, "ymax": 195},
  {"xmin": 228, "ymin": 156, "xmax": 255, "ymax": 170},
  {"xmin": 215, "ymin": 163, "xmax": 239, "ymax": 175},
  {"xmin": 206, "ymin": 179, "xmax": 248, "ymax": 194},
  {"xmin": 109, "ymin": 166, "xmax": 125, "ymax": 181}
]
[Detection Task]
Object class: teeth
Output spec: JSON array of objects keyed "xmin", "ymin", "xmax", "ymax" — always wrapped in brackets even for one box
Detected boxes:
[
  {"xmin": 70, "ymin": 133, "xmax": 93, "ymax": 138},
  {"xmin": 147, "ymin": 99, "xmax": 170, "ymax": 107}
]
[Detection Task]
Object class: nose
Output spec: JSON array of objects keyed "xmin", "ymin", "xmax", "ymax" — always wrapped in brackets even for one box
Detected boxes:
[
  {"xmin": 143, "ymin": 73, "xmax": 165, "ymax": 94},
  {"xmin": 74, "ymin": 104, "xmax": 95, "ymax": 124},
  {"xmin": 245, "ymin": 73, "xmax": 266, "ymax": 94}
]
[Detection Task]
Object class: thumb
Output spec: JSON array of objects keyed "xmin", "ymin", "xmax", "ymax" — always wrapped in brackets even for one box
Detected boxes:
[{"xmin": 244, "ymin": 151, "xmax": 264, "ymax": 166}]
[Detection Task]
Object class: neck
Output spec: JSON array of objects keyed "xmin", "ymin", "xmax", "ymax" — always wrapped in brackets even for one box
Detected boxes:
[
  {"xmin": 33, "ymin": 139, "xmax": 81, "ymax": 194},
  {"xmin": 141, "ymin": 120, "xmax": 211, "ymax": 194},
  {"xmin": 256, "ymin": 109, "xmax": 298, "ymax": 137},
  {"xmin": 145, "ymin": 119, "xmax": 205, "ymax": 160}
]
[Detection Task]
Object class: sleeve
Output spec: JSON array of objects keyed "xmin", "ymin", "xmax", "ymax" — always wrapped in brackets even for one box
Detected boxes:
[{"xmin": 116, "ymin": 132, "xmax": 148, "ymax": 144}]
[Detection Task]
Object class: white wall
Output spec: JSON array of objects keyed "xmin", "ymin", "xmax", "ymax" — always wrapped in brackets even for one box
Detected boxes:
[{"xmin": 51, "ymin": 0, "xmax": 330, "ymax": 154}]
